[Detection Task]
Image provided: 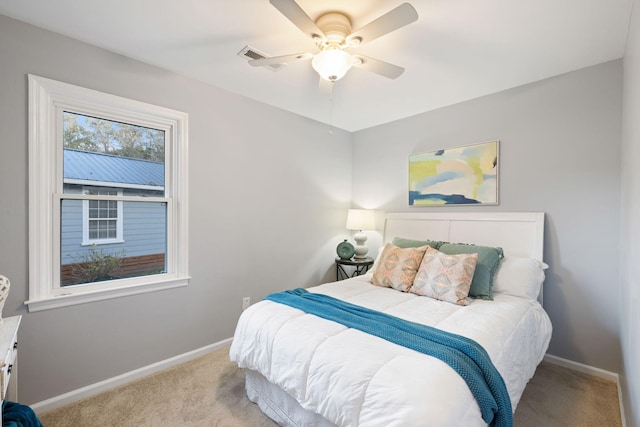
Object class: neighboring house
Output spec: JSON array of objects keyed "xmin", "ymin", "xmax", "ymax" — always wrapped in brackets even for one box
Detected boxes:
[{"xmin": 61, "ymin": 148, "xmax": 166, "ymax": 285}]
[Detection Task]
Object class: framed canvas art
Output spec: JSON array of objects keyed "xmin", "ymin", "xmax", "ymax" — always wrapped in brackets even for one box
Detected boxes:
[{"xmin": 409, "ymin": 140, "xmax": 499, "ymax": 206}]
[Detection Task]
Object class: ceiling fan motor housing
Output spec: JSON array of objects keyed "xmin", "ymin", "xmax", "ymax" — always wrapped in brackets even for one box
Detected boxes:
[{"xmin": 315, "ymin": 12, "xmax": 351, "ymax": 45}]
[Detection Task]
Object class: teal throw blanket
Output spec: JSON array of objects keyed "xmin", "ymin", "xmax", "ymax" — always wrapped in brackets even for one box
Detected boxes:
[
  {"xmin": 1, "ymin": 401, "xmax": 43, "ymax": 427},
  {"xmin": 266, "ymin": 288, "xmax": 512, "ymax": 427}
]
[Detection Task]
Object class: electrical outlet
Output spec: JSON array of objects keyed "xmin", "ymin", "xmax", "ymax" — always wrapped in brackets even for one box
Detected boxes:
[{"xmin": 242, "ymin": 297, "xmax": 251, "ymax": 311}]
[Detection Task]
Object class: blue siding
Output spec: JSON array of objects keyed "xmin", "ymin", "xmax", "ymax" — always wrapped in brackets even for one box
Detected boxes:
[
  {"xmin": 121, "ymin": 201, "xmax": 167, "ymax": 256},
  {"xmin": 61, "ymin": 199, "xmax": 83, "ymax": 264}
]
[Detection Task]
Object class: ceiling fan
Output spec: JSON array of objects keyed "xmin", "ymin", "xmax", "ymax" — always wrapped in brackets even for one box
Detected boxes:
[{"xmin": 249, "ymin": 0, "xmax": 419, "ymax": 82}]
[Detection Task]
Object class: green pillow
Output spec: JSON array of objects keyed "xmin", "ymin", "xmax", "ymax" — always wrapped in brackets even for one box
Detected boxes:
[
  {"xmin": 438, "ymin": 243, "xmax": 504, "ymax": 300},
  {"xmin": 392, "ymin": 237, "xmax": 443, "ymax": 250}
]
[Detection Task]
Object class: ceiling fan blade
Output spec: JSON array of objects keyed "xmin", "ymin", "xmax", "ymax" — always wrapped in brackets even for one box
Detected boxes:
[
  {"xmin": 352, "ymin": 55, "xmax": 405, "ymax": 79},
  {"xmin": 347, "ymin": 3, "xmax": 418, "ymax": 45},
  {"xmin": 249, "ymin": 52, "xmax": 313, "ymax": 67},
  {"xmin": 269, "ymin": 0, "xmax": 325, "ymax": 39}
]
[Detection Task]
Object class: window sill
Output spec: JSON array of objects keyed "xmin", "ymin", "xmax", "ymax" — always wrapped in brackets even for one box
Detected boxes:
[
  {"xmin": 81, "ymin": 239, "xmax": 125, "ymax": 246},
  {"xmin": 25, "ymin": 275, "xmax": 190, "ymax": 312}
]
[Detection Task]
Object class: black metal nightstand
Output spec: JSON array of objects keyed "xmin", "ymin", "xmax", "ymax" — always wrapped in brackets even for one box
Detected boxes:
[{"xmin": 335, "ymin": 257, "xmax": 374, "ymax": 281}]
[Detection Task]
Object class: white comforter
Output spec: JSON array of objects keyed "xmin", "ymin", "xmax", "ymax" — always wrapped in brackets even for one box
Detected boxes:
[{"xmin": 230, "ymin": 274, "xmax": 552, "ymax": 427}]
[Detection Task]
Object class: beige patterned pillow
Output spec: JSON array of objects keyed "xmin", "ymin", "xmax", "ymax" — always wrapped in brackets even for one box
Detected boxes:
[
  {"xmin": 371, "ymin": 243, "xmax": 429, "ymax": 291},
  {"xmin": 410, "ymin": 247, "xmax": 479, "ymax": 305}
]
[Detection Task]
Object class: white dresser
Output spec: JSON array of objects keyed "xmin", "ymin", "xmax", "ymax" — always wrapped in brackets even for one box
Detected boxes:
[{"xmin": 0, "ymin": 316, "xmax": 21, "ymax": 423}]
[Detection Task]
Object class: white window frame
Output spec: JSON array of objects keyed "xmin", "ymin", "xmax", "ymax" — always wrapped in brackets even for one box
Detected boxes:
[
  {"xmin": 27, "ymin": 75, "xmax": 189, "ymax": 312},
  {"xmin": 82, "ymin": 187, "xmax": 124, "ymax": 246}
]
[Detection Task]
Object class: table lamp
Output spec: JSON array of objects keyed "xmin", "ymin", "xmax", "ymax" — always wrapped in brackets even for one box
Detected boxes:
[{"xmin": 346, "ymin": 209, "xmax": 375, "ymax": 259}]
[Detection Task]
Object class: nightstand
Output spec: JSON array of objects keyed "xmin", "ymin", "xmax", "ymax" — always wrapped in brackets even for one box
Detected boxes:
[{"xmin": 335, "ymin": 257, "xmax": 374, "ymax": 281}]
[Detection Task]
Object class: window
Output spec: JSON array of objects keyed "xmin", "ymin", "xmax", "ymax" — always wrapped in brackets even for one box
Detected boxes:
[
  {"xmin": 28, "ymin": 75, "xmax": 189, "ymax": 311},
  {"xmin": 83, "ymin": 187, "xmax": 123, "ymax": 245}
]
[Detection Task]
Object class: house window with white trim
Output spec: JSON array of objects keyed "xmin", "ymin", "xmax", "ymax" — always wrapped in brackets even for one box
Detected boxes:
[
  {"xmin": 83, "ymin": 187, "xmax": 123, "ymax": 244},
  {"xmin": 28, "ymin": 75, "xmax": 189, "ymax": 312}
]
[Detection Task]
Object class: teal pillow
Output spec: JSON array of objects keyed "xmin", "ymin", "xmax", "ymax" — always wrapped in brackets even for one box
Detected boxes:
[
  {"xmin": 392, "ymin": 237, "xmax": 443, "ymax": 250},
  {"xmin": 438, "ymin": 243, "xmax": 504, "ymax": 300}
]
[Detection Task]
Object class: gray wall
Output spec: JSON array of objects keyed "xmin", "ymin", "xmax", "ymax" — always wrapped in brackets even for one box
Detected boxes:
[
  {"xmin": 352, "ymin": 61, "xmax": 623, "ymax": 373},
  {"xmin": 621, "ymin": 2, "xmax": 640, "ymax": 425},
  {"xmin": 0, "ymin": 15, "xmax": 352, "ymax": 404}
]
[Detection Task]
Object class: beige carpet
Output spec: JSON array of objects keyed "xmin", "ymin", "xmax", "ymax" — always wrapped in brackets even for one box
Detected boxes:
[
  {"xmin": 38, "ymin": 347, "xmax": 621, "ymax": 427},
  {"xmin": 514, "ymin": 362, "xmax": 622, "ymax": 427}
]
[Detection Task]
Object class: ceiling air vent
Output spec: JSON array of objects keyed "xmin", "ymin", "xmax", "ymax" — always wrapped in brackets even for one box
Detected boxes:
[{"xmin": 237, "ymin": 46, "xmax": 285, "ymax": 72}]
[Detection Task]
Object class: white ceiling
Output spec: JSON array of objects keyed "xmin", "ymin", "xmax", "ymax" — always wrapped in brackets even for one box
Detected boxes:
[{"xmin": 0, "ymin": 0, "xmax": 633, "ymax": 131}]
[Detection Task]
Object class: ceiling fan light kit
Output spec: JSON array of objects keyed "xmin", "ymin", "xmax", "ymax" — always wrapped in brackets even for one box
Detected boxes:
[
  {"xmin": 249, "ymin": 0, "xmax": 418, "ymax": 82},
  {"xmin": 312, "ymin": 47, "xmax": 353, "ymax": 82}
]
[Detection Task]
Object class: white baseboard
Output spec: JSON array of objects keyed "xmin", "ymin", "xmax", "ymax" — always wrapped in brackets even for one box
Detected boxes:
[
  {"xmin": 544, "ymin": 353, "xmax": 618, "ymax": 381},
  {"xmin": 544, "ymin": 353, "xmax": 627, "ymax": 427},
  {"xmin": 30, "ymin": 337, "xmax": 234, "ymax": 414}
]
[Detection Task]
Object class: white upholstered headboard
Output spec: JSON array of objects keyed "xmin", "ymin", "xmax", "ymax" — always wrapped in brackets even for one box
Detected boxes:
[{"xmin": 383, "ymin": 212, "xmax": 545, "ymax": 261}]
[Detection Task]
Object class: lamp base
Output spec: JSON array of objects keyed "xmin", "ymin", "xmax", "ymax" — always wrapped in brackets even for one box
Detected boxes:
[{"xmin": 353, "ymin": 231, "xmax": 369, "ymax": 259}]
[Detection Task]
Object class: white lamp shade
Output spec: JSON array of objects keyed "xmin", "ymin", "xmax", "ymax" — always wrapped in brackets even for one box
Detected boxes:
[
  {"xmin": 312, "ymin": 48, "xmax": 353, "ymax": 81},
  {"xmin": 346, "ymin": 209, "xmax": 375, "ymax": 231}
]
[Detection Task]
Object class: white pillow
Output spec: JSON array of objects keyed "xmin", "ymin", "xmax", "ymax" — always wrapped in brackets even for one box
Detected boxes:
[
  {"xmin": 368, "ymin": 246, "xmax": 386, "ymax": 275},
  {"xmin": 492, "ymin": 257, "xmax": 548, "ymax": 301}
]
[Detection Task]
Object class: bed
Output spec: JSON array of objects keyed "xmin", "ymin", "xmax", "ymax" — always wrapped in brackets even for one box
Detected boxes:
[{"xmin": 230, "ymin": 212, "xmax": 552, "ymax": 427}]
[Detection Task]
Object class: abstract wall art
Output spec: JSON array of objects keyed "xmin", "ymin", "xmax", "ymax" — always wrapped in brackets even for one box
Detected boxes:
[{"xmin": 408, "ymin": 140, "xmax": 499, "ymax": 206}]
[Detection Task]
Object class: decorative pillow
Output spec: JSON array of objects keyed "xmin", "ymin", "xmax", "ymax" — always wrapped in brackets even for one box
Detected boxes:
[
  {"xmin": 492, "ymin": 257, "xmax": 548, "ymax": 301},
  {"xmin": 391, "ymin": 237, "xmax": 444, "ymax": 250},
  {"xmin": 410, "ymin": 247, "xmax": 478, "ymax": 305},
  {"xmin": 371, "ymin": 243, "xmax": 429, "ymax": 291},
  {"xmin": 438, "ymin": 243, "xmax": 504, "ymax": 300}
]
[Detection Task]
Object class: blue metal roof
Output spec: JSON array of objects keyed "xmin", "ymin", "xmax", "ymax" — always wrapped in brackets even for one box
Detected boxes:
[{"xmin": 63, "ymin": 149, "xmax": 164, "ymax": 187}]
